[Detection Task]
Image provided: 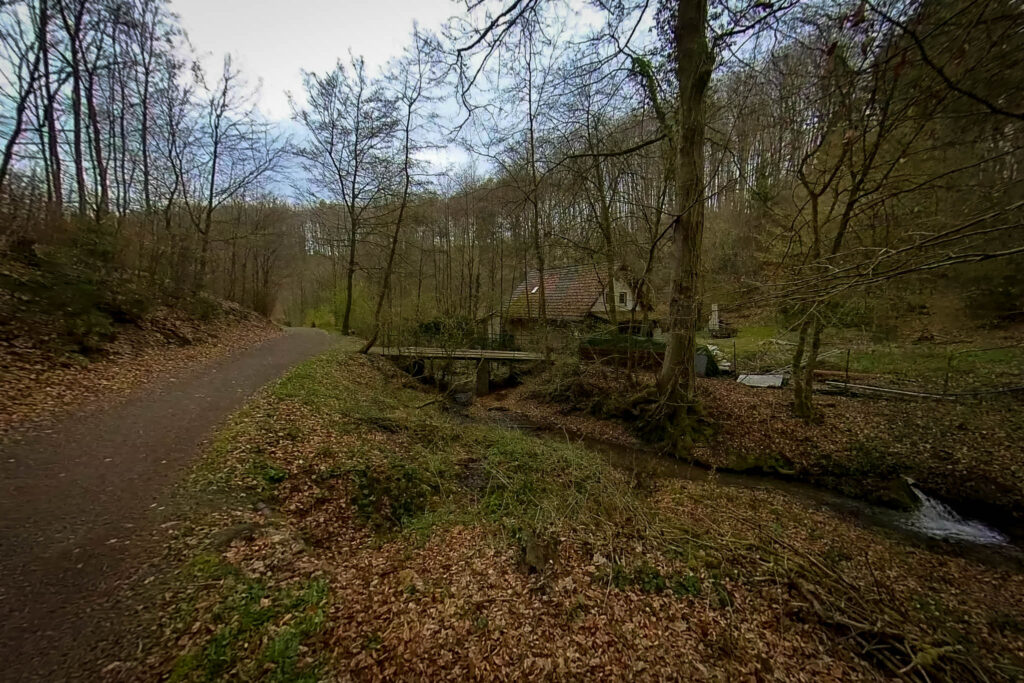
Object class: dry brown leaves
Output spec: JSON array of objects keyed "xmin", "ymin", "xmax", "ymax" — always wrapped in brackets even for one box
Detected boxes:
[
  {"xmin": 0, "ymin": 302, "xmax": 279, "ymax": 440},
  {"xmin": 696, "ymin": 380, "xmax": 1024, "ymax": 520}
]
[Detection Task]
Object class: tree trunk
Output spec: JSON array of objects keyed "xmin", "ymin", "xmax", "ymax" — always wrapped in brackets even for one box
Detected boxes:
[
  {"xmin": 800, "ymin": 320, "xmax": 825, "ymax": 416},
  {"xmin": 331, "ymin": 241, "xmax": 341, "ymax": 328},
  {"xmin": 656, "ymin": 0, "xmax": 712, "ymax": 425},
  {"xmin": 84, "ymin": 68, "xmax": 108, "ymax": 222},
  {"xmin": 791, "ymin": 316, "xmax": 812, "ymax": 419},
  {"xmin": 60, "ymin": 2, "xmax": 88, "ymax": 217},
  {"xmin": 359, "ymin": 204, "xmax": 406, "ymax": 352},
  {"xmin": 594, "ymin": 154, "xmax": 617, "ymax": 327},
  {"xmin": 360, "ymin": 84, "xmax": 418, "ymax": 352},
  {"xmin": 342, "ymin": 217, "xmax": 357, "ymax": 333},
  {"xmin": 194, "ymin": 227, "xmax": 211, "ymax": 294},
  {"xmin": 41, "ymin": 19, "xmax": 62, "ymax": 215},
  {"xmin": 605, "ymin": 253, "xmax": 618, "ymax": 328}
]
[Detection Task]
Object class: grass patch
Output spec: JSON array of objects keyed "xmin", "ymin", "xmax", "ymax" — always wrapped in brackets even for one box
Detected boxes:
[
  {"xmin": 169, "ymin": 555, "xmax": 328, "ymax": 682},
  {"xmin": 700, "ymin": 322, "xmax": 1023, "ymax": 391},
  {"xmin": 820, "ymin": 344, "xmax": 1024, "ymax": 390},
  {"xmin": 349, "ymin": 459, "xmax": 435, "ymax": 531},
  {"xmin": 697, "ymin": 324, "xmax": 783, "ymax": 371}
]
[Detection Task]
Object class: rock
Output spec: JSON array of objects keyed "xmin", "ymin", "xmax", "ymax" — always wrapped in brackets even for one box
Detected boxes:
[
  {"xmin": 914, "ymin": 329, "xmax": 936, "ymax": 343},
  {"xmin": 210, "ymin": 522, "xmax": 258, "ymax": 550},
  {"xmin": 875, "ymin": 476, "xmax": 919, "ymax": 511},
  {"xmin": 695, "ymin": 346, "xmax": 720, "ymax": 377},
  {"xmin": 522, "ymin": 532, "xmax": 559, "ymax": 573}
]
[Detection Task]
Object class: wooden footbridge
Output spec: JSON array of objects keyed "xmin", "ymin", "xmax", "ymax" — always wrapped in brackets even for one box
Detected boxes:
[
  {"xmin": 368, "ymin": 346, "xmax": 545, "ymax": 362},
  {"xmin": 368, "ymin": 346, "xmax": 546, "ymax": 395}
]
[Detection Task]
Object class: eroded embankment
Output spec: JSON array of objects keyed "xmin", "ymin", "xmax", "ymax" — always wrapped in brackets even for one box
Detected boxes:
[{"xmin": 0, "ymin": 298, "xmax": 280, "ymax": 440}]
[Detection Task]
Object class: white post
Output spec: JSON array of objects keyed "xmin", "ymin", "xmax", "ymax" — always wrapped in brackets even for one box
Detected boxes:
[{"xmin": 709, "ymin": 303, "xmax": 720, "ymax": 332}]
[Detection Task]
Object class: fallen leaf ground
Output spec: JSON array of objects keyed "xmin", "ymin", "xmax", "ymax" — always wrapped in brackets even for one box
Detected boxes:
[
  {"xmin": 0, "ymin": 301, "xmax": 279, "ymax": 440},
  {"xmin": 106, "ymin": 343, "xmax": 1024, "ymax": 681}
]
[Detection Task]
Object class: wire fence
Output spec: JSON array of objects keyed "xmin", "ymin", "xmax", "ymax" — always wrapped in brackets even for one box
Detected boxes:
[{"xmin": 804, "ymin": 342, "xmax": 1024, "ymax": 398}]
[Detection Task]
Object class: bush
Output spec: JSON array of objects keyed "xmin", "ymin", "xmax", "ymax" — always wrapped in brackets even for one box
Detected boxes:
[
  {"xmin": 964, "ymin": 272, "xmax": 1024, "ymax": 324},
  {"xmin": 414, "ymin": 315, "xmax": 479, "ymax": 349},
  {"xmin": 184, "ymin": 294, "xmax": 223, "ymax": 322},
  {"xmin": 349, "ymin": 460, "xmax": 433, "ymax": 531},
  {"xmin": 64, "ymin": 309, "xmax": 116, "ymax": 355},
  {"xmin": 1, "ymin": 220, "xmax": 165, "ymax": 356}
]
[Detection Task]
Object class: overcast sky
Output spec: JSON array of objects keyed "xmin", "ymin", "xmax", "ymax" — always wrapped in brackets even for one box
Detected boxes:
[{"xmin": 171, "ymin": 0, "xmax": 457, "ymax": 120}]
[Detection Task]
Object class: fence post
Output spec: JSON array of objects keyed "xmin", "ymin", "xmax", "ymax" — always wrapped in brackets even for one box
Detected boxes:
[
  {"xmin": 476, "ymin": 359, "xmax": 490, "ymax": 396},
  {"xmin": 943, "ymin": 348, "xmax": 954, "ymax": 395}
]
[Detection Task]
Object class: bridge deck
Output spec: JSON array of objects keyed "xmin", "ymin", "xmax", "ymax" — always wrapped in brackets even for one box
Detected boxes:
[{"xmin": 368, "ymin": 346, "xmax": 545, "ymax": 361}]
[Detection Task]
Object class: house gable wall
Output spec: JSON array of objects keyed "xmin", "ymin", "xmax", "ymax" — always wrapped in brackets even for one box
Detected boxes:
[{"xmin": 590, "ymin": 278, "xmax": 637, "ymax": 318}]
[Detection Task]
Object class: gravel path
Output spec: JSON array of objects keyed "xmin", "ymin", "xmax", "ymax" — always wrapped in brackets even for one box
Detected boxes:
[{"xmin": 0, "ymin": 328, "xmax": 337, "ymax": 680}]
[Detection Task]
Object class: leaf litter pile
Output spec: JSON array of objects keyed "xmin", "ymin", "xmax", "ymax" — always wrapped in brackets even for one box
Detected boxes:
[{"xmin": 112, "ymin": 344, "xmax": 1024, "ymax": 680}]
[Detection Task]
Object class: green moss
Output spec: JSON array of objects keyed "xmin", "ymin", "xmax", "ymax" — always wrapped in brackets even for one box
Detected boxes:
[{"xmin": 250, "ymin": 459, "xmax": 289, "ymax": 487}]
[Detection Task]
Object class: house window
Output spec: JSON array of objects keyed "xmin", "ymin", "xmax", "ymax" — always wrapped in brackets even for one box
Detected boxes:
[{"xmin": 618, "ymin": 291, "xmax": 627, "ymax": 305}]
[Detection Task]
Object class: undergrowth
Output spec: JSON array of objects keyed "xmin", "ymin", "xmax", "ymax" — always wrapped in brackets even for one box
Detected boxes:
[{"xmin": 526, "ymin": 358, "xmax": 715, "ymax": 450}]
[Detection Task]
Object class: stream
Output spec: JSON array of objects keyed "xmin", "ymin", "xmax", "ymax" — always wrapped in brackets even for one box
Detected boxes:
[
  {"xmin": 903, "ymin": 485, "xmax": 1009, "ymax": 545},
  {"xmin": 481, "ymin": 408, "xmax": 1020, "ymax": 565}
]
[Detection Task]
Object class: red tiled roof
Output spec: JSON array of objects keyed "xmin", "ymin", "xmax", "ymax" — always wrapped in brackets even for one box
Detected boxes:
[{"xmin": 505, "ymin": 265, "xmax": 605, "ymax": 321}]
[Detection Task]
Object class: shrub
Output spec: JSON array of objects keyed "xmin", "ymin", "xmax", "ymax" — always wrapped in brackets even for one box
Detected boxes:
[{"xmin": 349, "ymin": 460, "xmax": 433, "ymax": 531}]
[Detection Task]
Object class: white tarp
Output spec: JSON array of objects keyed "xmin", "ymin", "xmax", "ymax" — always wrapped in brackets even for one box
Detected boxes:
[{"xmin": 737, "ymin": 374, "xmax": 785, "ymax": 388}]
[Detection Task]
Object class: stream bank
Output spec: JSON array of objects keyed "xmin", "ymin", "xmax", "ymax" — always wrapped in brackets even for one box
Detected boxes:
[
  {"xmin": 468, "ymin": 387, "xmax": 1024, "ymax": 565},
  {"xmin": 499, "ymin": 360, "xmax": 1024, "ymax": 539}
]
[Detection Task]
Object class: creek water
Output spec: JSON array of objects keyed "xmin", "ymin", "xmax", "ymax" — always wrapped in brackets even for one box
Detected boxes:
[
  {"xmin": 485, "ymin": 409, "xmax": 1016, "ymax": 554},
  {"xmin": 904, "ymin": 484, "xmax": 1009, "ymax": 545}
]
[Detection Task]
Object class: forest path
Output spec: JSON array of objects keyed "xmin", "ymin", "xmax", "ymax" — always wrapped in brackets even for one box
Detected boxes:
[{"xmin": 0, "ymin": 327, "xmax": 338, "ymax": 681}]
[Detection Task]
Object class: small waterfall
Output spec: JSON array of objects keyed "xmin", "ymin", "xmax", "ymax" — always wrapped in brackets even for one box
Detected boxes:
[{"xmin": 904, "ymin": 485, "xmax": 1009, "ymax": 545}]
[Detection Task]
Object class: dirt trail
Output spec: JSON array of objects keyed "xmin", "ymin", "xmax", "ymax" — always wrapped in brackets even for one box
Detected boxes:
[{"xmin": 0, "ymin": 328, "xmax": 337, "ymax": 681}]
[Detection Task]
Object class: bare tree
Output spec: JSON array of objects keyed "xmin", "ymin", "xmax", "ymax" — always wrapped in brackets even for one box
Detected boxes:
[
  {"xmin": 0, "ymin": 0, "xmax": 47, "ymax": 198},
  {"xmin": 183, "ymin": 56, "xmax": 283, "ymax": 293},
  {"xmin": 360, "ymin": 29, "xmax": 432, "ymax": 352},
  {"xmin": 293, "ymin": 54, "xmax": 396, "ymax": 331}
]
